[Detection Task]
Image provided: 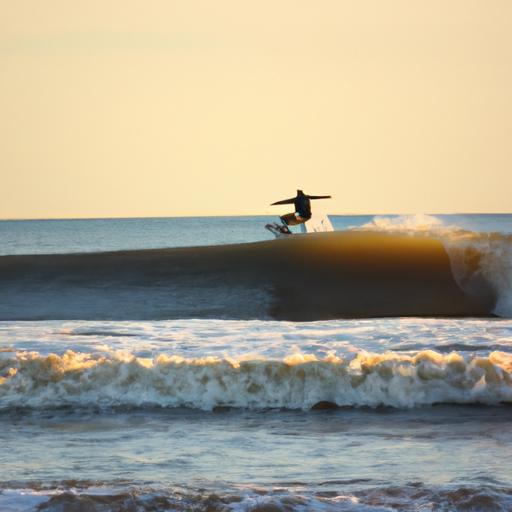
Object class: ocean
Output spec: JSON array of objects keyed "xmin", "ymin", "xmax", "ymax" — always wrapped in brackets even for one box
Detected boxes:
[{"xmin": 1, "ymin": 214, "xmax": 512, "ymax": 511}]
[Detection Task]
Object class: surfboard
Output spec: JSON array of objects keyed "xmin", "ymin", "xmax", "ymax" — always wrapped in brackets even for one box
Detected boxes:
[
  {"xmin": 300, "ymin": 214, "xmax": 334, "ymax": 233},
  {"xmin": 264, "ymin": 222, "xmax": 292, "ymax": 238}
]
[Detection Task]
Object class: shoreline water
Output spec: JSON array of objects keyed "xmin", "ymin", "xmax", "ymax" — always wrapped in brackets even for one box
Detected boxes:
[{"xmin": 2, "ymin": 403, "xmax": 512, "ymax": 511}]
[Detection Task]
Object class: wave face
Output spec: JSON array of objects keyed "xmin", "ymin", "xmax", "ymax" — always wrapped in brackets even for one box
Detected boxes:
[
  {"xmin": 360, "ymin": 214, "xmax": 512, "ymax": 318},
  {"xmin": 0, "ymin": 231, "xmax": 492, "ymax": 321},
  {"xmin": 2, "ymin": 348, "xmax": 512, "ymax": 410}
]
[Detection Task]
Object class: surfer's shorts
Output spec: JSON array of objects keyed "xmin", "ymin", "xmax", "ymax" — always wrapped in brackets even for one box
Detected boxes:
[{"xmin": 294, "ymin": 213, "xmax": 310, "ymax": 222}]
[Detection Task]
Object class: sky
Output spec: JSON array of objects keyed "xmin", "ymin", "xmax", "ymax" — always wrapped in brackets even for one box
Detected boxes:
[{"xmin": 1, "ymin": 1, "xmax": 511, "ymax": 219}]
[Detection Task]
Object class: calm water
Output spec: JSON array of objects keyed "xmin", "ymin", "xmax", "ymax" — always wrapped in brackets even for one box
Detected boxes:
[
  {"xmin": 1, "ymin": 214, "xmax": 512, "ymax": 511},
  {"xmin": 2, "ymin": 213, "xmax": 510, "ymax": 255}
]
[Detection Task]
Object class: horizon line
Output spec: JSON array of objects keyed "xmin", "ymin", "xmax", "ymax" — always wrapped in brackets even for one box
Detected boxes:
[{"xmin": 1, "ymin": 212, "xmax": 511, "ymax": 221}]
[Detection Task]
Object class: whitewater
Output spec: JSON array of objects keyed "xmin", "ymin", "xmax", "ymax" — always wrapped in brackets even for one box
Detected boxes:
[{"xmin": 1, "ymin": 214, "xmax": 512, "ymax": 511}]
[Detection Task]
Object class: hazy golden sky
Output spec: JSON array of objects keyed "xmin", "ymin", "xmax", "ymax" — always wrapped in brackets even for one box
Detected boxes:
[{"xmin": 1, "ymin": 1, "xmax": 511, "ymax": 218}]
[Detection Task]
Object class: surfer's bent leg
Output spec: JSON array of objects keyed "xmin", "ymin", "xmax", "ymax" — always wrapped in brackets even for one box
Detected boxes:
[
  {"xmin": 280, "ymin": 213, "xmax": 309, "ymax": 226},
  {"xmin": 280, "ymin": 213, "xmax": 300, "ymax": 226}
]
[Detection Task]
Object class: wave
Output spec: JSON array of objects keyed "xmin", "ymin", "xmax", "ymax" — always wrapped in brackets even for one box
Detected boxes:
[
  {"xmin": 0, "ymin": 231, "xmax": 492, "ymax": 321},
  {"xmin": 2, "ymin": 348, "xmax": 512, "ymax": 410},
  {"xmin": 4, "ymin": 482, "xmax": 512, "ymax": 512},
  {"xmin": 359, "ymin": 215, "xmax": 512, "ymax": 318}
]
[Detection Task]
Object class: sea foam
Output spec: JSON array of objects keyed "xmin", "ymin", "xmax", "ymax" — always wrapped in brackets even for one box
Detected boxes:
[{"xmin": 2, "ymin": 348, "xmax": 512, "ymax": 410}]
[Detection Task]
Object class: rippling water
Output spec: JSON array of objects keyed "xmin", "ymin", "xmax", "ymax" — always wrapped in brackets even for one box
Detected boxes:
[{"xmin": 1, "ymin": 214, "xmax": 512, "ymax": 511}]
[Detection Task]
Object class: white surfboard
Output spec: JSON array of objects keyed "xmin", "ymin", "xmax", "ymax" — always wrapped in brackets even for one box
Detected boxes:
[{"xmin": 300, "ymin": 214, "xmax": 334, "ymax": 233}]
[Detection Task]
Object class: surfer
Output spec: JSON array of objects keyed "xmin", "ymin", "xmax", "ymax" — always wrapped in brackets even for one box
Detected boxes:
[{"xmin": 271, "ymin": 190, "xmax": 332, "ymax": 227}]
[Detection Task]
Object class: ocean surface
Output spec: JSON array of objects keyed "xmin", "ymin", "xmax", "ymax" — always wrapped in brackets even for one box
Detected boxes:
[{"xmin": 1, "ymin": 214, "xmax": 512, "ymax": 511}]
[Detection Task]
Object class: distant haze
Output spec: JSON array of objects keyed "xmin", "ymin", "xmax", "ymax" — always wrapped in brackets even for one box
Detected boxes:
[{"xmin": 1, "ymin": 1, "xmax": 511, "ymax": 218}]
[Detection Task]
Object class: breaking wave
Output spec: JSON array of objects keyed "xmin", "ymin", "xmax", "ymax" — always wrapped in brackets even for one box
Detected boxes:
[
  {"xmin": 0, "ymin": 230, "xmax": 493, "ymax": 321},
  {"xmin": 360, "ymin": 214, "xmax": 512, "ymax": 318},
  {"xmin": 2, "ymin": 348, "xmax": 512, "ymax": 411}
]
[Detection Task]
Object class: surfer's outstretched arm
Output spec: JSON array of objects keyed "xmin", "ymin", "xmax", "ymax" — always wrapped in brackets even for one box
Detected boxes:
[
  {"xmin": 271, "ymin": 191, "xmax": 332, "ymax": 205},
  {"xmin": 270, "ymin": 198, "xmax": 297, "ymax": 206},
  {"xmin": 307, "ymin": 195, "xmax": 332, "ymax": 200}
]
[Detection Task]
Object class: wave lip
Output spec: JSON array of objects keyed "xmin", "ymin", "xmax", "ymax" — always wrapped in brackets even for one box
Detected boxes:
[
  {"xmin": 0, "ymin": 231, "xmax": 492, "ymax": 321},
  {"xmin": 2, "ymin": 349, "xmax": 512, "ymax": 411}
]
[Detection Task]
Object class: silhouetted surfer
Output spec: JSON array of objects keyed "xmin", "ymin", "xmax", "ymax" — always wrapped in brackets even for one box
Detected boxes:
[{"xmin": 272, "ymin": 190, "xmax": 331, "ymax": 227}]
